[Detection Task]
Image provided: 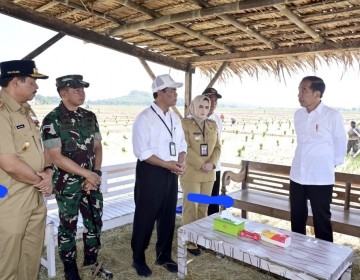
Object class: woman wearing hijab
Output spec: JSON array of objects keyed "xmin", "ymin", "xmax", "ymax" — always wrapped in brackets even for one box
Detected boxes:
[{"xmin": 181, "ymin": 95, "xmax": 221, "ymax": 256}]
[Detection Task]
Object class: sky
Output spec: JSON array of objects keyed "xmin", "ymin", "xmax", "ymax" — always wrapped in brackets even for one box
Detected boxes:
[{"xmin": 1, "ymin": 13, "xmax": 360, "ymax": 109}]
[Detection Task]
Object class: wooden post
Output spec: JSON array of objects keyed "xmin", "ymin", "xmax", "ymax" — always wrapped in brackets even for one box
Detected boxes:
[
  {"xmin": 23, "ymin": 33, "xmax": 65, "ymax": 60},
  {"xmin": 344, "ymin": 182, "xmax": 351, "ymax": 210}
]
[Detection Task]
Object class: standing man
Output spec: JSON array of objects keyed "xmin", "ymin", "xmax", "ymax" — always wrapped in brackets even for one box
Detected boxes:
[
  {"xmin": 202, "ymin": 88, "xmax": 223, "ymax": 216},
  {"xmin": 290, "ymin": 76, "xmax": 347, "ymax": 242},
  {"xmin": 42, "ymin": 75, "xmax": 111, "ymax": 279},
  {"xmin": 0, "ymin": 60, "xmax": 52, "ymax": 280},
  {"xmin": 347, "ymin": 120, "xmax": 360, "ymax": 155},
  {"xmin": 131, "ymin": 74, "xmax": 187, "ymax": 277}
]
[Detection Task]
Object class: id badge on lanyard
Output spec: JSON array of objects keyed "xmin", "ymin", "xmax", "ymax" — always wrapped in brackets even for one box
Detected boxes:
[
  {"xmin": 200, "ymin": 143, "xmax": 208, "ymax": 156},
  {"xmin": 170, "ymin": 142, "xmax": 177, "ymax": 156}
]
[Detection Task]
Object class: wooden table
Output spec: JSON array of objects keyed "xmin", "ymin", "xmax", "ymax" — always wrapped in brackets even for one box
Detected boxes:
[{"xmin": 177, "ymin": 212, "xmax": 354, "ymax": 279}]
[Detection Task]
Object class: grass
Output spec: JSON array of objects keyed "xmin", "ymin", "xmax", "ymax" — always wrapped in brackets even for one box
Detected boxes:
[{"xmin": 38, "ymin": 214, "xmax": 360, "ymax": 280}]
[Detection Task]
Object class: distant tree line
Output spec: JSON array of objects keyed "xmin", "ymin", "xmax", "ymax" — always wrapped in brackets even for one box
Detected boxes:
[{"xmin": 35, "ymin": 90, "xmax": 184, "ymax": 106}]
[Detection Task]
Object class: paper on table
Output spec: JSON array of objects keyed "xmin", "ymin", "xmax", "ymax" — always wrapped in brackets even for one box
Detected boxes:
[{"xmin": 220, "ymin": 209, "xmax": 243, "ymax": 225}]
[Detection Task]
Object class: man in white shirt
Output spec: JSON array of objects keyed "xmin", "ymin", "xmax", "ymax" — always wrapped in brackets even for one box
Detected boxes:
[
  {"xmin": 131, "ymin": 74, "xmax": 187, "ymax": 277},
  {"xmin": 290, "ymin": 76, "xmax": 347, "ymax": 242},
  {"xmin": 202, "ymin": 88, "xmax": 223, "ymax": 216}
]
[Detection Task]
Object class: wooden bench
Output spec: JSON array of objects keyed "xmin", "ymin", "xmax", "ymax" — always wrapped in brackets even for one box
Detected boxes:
[{"xmin": 221, "ymin": 160, "xmax": 360, "ymax": 237}]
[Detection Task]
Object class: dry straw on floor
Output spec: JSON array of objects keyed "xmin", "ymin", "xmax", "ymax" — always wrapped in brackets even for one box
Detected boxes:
[{"xmin": 39, "ymin": 213, "xmax": 360, "ymax": 280}]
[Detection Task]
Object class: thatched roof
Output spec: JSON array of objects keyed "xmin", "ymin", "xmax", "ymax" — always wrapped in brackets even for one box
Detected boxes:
[{"xmin": 2, "ymin": 0, "xmax": 360, "ymax": 79}]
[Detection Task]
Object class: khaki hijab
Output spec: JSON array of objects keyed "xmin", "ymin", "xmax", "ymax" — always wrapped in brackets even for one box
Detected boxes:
[{"xmin": 187, "ymin": 95, "xmax": 210, "ymax": 125}]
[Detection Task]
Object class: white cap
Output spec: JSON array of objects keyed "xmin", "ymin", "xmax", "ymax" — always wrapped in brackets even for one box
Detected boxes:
[{"xmin": 151, "ymin": 74, "xmax": 183, "ymax": 93}]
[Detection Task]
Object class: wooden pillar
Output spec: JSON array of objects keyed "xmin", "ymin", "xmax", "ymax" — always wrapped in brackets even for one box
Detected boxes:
[
  {"xmin": 138, "ymin": 58, "xmax": 182, "ymax": 118},
  {"xmin": 206, "ymin": 61, "xmax": 229, "ymax": 88},
  {"xmin": 184, "ymin": 66, "xmax": 194, "ymax": 117},
  {"xmin": 22, "ymin": 33, "xmax": 65, "ymax": 60}
]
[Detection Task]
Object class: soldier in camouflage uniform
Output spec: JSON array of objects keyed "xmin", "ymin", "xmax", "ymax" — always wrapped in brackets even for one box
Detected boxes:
[{"xmin": 42, "ymin": 75, "xmax": 112, "ymax": 280}]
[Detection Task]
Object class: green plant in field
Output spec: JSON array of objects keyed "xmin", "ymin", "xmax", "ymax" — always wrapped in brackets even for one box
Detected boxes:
[
  {"xmin": 276, "ymin": 139, "xmax": 279, "ymax": 146},
  {"xmin": 245, "ymin": 135, "xmax": 248, "ymax": 142},
  {"xmin": 103, "ymin": 141, "xmax": 108, "ymax": 146},
  {"xmin": 237, "ymin": 149, "xmax": 242, "ymax": 157},
  {"xmin": 292, "ymin": 129, "xmax": 294, "ymax": 134},
  {"xmin": 236, "ymin": 130, "xmax": 239, "ymax": 135},
  {"xmin": 259, "ymin": 143, "xmax": 263, "ymax": 150},
  {"xmin": 262, "ymin": 131, "xmax": 266, "ymax": 137},
  {"xmin": 291, "ymin": 139, "xmax": 295, "ymax": 144},
  {"xmin": 123, "ymin": 135, "xmax": 128, "ymax": 139},
  {"xmin": 106, "ymin": 131, "xmax": 110, "ymax": 136},
  {"xmin": 242, "ymin": 145, "xmax": 246, "ymax": 151},
  {"xmin": 122, "ymin": 147, "xmax": 127, "ymax": 152},
  {"xmin": 251, "ymin": 134, "xmax": 254, "ymax": 140},
  {"xmin": 222, "ymin": 139, "xmax": 224, "ymax": 145},
  {"xmin": 284, "ymin": 130, "xmax": 287, "ymax": 135}
]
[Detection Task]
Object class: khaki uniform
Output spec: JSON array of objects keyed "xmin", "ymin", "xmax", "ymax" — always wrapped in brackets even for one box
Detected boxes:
[
  {"xmin": 0, "ymin": 89, "xmax": 46, "ymax": 280},
  {"xmin": 180, "ymin": 118, "xmax": 221, "ymax": 248}
]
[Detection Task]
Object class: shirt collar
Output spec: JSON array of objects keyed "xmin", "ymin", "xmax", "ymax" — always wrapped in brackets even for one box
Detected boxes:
[
  {"xmin": 313, "ymin": 100, "xmax": 324, "ymax": 114},
  {"xmin": 151, "ymin": 101, "xmax": 169, "ymax": 116},
  {"xmin": 0, "ymin": 88, "xmax": 30, "ymax": 113}
]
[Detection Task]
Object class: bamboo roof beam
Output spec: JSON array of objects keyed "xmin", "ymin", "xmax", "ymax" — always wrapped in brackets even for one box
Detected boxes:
[
  {"xmin": 113, "ymin": 0, "xmax": 233, "ymax": 52},
  {"xmin": 274, "ymin": 4, "xmax": 325, "ymax": 43},
  {"xmin": 55, "ymin": 0, "xmax": 125, "ymax": 24},
  {"xmin": 349, "ymin": 0, "xmax": 360, "ymax": 5},
  {"xmin": 53, "ymin": 0, "xmax": 201, "ymax": 55},
  {"xmin": 111, "ymin": 0, "xmax": 298, "ymax": 35},
  {"xmin": 189, "ymin": 38, "xmax": 360, "ymax": 64},
  {"xmin": 139, "ymin": 30, "xmax": 202, "ymax": 55},
  {"xmin": 191, "ymin": 0, "xmax": 275, "ymax": 49},
  {"xmin": 36, "ymin": 1, "xmax": 58, "ymax": 12},
  {"xmin": 57, "ymin": 9, "xmax": 78, "ymax": 20},
  {"xmin": 0, "ymin": 0, "xmax": 188, "ymax": 71}
]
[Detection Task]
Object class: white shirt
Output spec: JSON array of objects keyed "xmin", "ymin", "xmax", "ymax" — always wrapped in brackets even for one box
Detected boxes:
[
  {"xmin": 290, "ymin": 102, "xmax": 347, "ymax": 185},
  {"xmin": 132, "ymin": 102, "xmax": 187, "ymax": 161},
  {"xmin": 208, "ymin": 113, "xmax": 222, "ymax": 171}
]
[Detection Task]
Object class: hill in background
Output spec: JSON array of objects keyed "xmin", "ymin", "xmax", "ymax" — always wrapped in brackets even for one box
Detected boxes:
[{"xmin": 35, "ymin": 90, "xmax": 252, "ymax": 108}]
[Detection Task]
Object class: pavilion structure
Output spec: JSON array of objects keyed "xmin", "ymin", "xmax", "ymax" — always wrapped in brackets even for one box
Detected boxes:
[{"xmin": 1, "ymin": 0, "xmax": 360, "ymax": 115}]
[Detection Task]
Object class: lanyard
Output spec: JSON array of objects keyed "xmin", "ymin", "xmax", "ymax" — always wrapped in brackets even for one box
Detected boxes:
[
  {"xmin": 151, "ymin": 106, "xmax": 173, "ymax": 139},
  {"xmin": 194, "ymin": 120, "xmax": 206, "ymax": 142}
]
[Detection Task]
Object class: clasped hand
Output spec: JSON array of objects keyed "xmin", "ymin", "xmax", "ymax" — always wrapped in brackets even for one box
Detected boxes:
[
  {"xmin": 201, "ymin": 162, "xmax": 213, "ymax": 174},
  {"xmin": 33, "ymin": 171, "xmax": 53, "ymax": 197},
  {"xmin": 168, "ymin": 160, "xmax": 185, "ymax": 176}
]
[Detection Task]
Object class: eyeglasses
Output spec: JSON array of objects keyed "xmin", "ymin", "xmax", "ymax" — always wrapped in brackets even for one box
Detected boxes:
[{"xmin": 68, "ymin": 86, "xmax": 85, "ymax": 91}]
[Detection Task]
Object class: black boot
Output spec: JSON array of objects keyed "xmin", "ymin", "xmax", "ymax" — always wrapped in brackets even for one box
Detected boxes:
[
  {"xmin": 83, "ymin": 255, "xmax": 113, "ymax": 279},
  {"xmin": 64, "ymin": 260, "xmax": 81, "ymax": 280}
]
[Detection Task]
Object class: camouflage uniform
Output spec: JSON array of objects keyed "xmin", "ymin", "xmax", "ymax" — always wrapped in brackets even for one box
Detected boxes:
[{"xmin": 42, "ymin": 101, "xmax": 103, "ymax": 263}]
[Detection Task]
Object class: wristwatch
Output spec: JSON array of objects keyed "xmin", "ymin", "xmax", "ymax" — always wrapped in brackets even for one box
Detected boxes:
[{"xmin": 93, "ymin": 169, "xmax": 102, "ymax": 177}]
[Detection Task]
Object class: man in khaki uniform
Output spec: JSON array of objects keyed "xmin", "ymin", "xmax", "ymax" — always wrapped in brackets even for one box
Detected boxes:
[{"xmin": 0, "ymin": 60, "xmax": 53, "ymax": 280}]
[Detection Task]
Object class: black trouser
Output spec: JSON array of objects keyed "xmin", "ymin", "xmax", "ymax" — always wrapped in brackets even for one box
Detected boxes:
[
  {"xmin": 131, "ymin": 160, "xmax": 178, "ymax": 264},
  {"xmin": 289, "ymin": 180, "xmax": 333, "ymax": 242},
  {"xmin": 208, "ymin": 171, "xmax": 221, "ymax": 216}
]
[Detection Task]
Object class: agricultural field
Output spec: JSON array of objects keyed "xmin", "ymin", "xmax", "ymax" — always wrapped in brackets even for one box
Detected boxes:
[
  {"xmin": 35, "ymin": 105, "xmax": 360, "ymax": 280},
  {"xmin": 34, "ymin": 105, "xmax": 360, "ymax": 174}
]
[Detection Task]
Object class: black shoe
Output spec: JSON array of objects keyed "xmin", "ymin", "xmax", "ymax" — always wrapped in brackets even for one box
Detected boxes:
[
  {"xmin": 64, "ymin": 261, "xmax": 81, "ymax": 280},
  {"xmin": 156, "ymin": 258, "xmax": 178, "ymax": 273},
  {"xmin": 132, "ymin": 261, "xmax": 152, "ymax": 277},
  {"xmin": 187, "ymin": 248, "xmax": 201, "ymax": 256}
]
